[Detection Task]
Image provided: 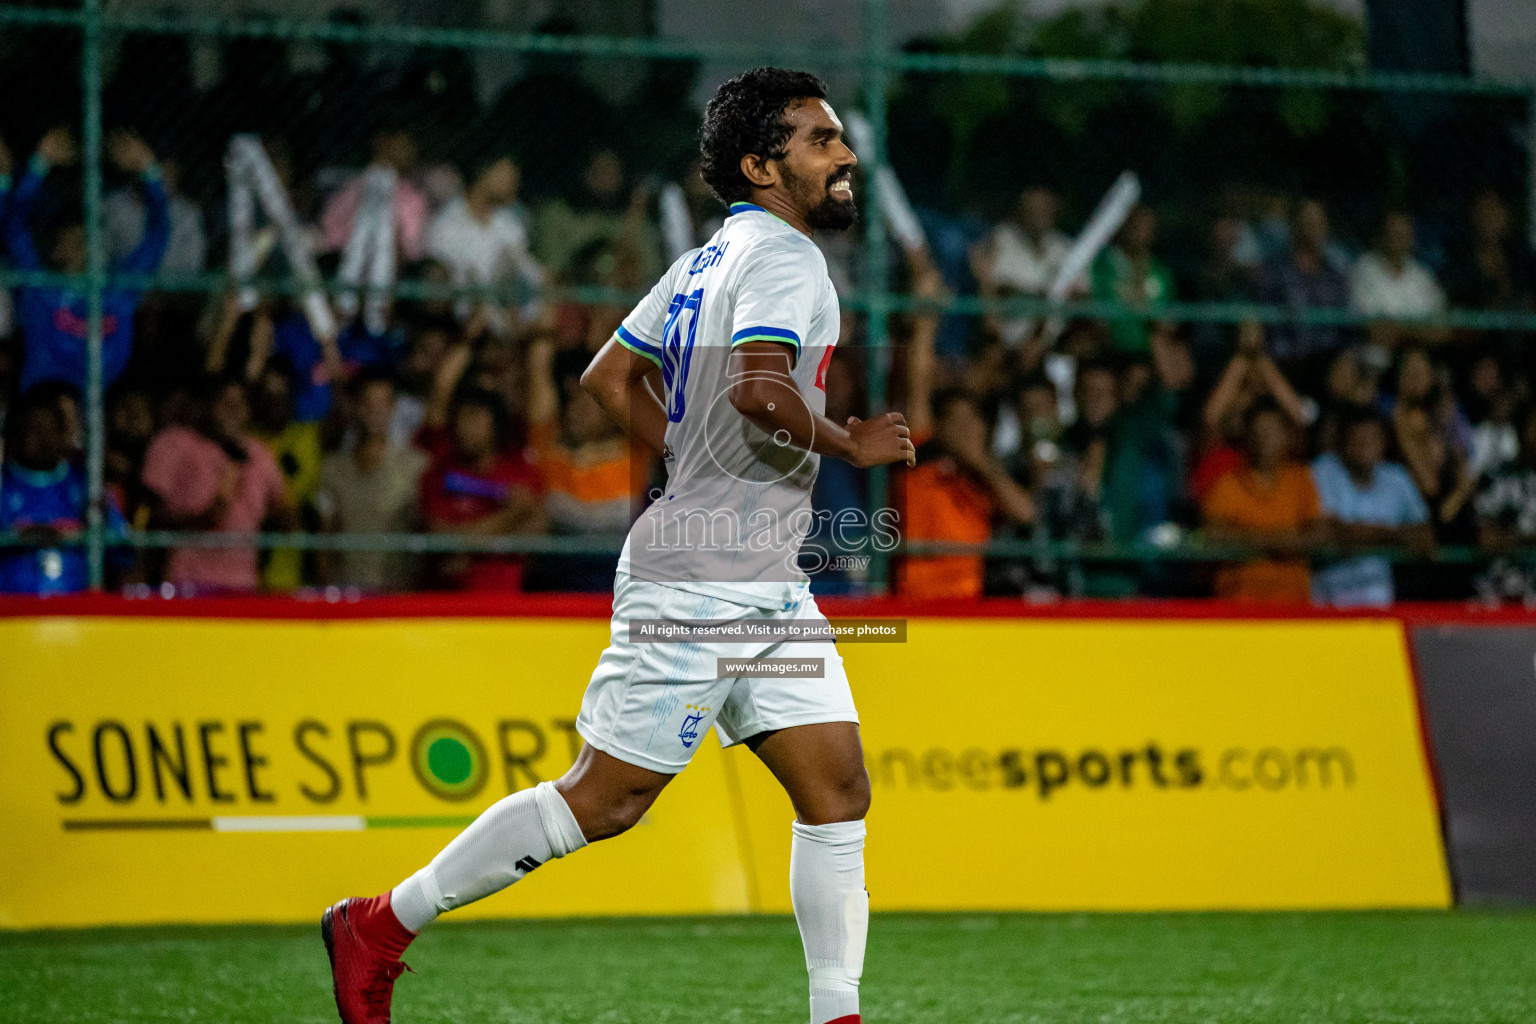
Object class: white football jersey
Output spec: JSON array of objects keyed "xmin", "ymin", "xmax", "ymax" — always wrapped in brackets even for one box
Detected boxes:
[{"xmin": 614, "ymin": 202, "xmax": 841, "ymax": 611}]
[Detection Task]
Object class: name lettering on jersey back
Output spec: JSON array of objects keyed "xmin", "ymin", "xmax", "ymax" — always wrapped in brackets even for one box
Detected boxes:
[{"xmin": 686, "ymin": 241, "xmax": 729, "ymax": 276}]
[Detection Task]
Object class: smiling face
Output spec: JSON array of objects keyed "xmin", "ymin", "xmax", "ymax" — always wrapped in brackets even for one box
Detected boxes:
[{"xmin": 767, "ymin": 98, "xmax": 858, "ymax": 231}]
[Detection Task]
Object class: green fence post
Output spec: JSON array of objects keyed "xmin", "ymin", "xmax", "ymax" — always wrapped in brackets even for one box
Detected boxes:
[
  {"xmin": 862, "ymin": 0, "xmax": 891, "ymax": 594},
  {"xmin": 82, "ymin": 0, "xmax": 106, "ymax": 589}
]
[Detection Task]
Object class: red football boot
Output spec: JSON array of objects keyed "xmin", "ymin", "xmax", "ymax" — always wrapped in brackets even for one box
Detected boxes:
[{"xmin": 321, "ymin": 894, "xmax": 416, "ymax": 1023}]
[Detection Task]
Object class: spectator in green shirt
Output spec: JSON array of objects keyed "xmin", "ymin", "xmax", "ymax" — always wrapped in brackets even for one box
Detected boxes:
[
  {"xmin": 1092, "ymin": 205, "xmax": 1175, "ymax": 355},
  {"xmin": 1103, "ymin": 328, "xmax": 1196, "ymax": 544}
]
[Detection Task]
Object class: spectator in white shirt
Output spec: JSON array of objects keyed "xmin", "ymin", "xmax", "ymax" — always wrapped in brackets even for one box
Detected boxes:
[
  {"xmin": 424, "ymin": 154, "xmax": 544, "ymax": 336},
  {"xmin": 973, "ymin": 185, "xmax": 1081, "ymax": 347},
  {"xmin": 1350, "ymin": 211, "xmax": 1447, "ymax": 349}
]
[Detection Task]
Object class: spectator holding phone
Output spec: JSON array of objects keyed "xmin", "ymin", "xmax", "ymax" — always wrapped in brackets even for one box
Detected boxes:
[
  {"xmin": 141, "ymin": 376, "xmax": 295, "ymax": 592},
  {"xmin": 1191, "ymin": 321, "xmax": 1307, "ymax": 502}
]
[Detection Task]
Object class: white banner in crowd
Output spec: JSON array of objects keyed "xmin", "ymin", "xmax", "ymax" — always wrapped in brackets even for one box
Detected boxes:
[
  {"xmin": 335, "ymin": 166, "xmax": 397, "ymax": 336},
  {"xmin": 843, "ymin": 111, "xmax": 927, "ymax": 256},
  {"xmin": 225, "ymin": 135, "xmax": 337, "ymax": 342},
  {"xmin": 1038, "ymin": 170, "xmax": 1142, "ymax": 349},
  {"xmin": 659, "ymin": 182, "xmax": 695, "ymax": 262},
  {"xmin": 1051, "ymin": 170, "xmax": 1141, "ymax": 304}
]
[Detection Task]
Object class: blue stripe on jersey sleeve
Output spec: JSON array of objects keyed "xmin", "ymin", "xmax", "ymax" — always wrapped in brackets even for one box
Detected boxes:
[
  {"xmin": 615, "ymin": 325, "xmax": 663, "ymax": 369},
  {"xmin": 730, "ymin": 325, "xmax": 801, "ymax": 353}
]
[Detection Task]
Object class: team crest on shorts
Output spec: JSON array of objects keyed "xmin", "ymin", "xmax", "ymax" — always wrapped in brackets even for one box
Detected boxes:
[{"xmin": 678, "ymin": 703, "xmax": 710, "ymax": 748}]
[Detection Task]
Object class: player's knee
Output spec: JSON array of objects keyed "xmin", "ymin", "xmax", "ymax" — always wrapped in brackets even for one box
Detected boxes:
[
  {"xmin": 839, "ymin": 768, "xmax": 873, "ymax": 821},
  {"xmin": 586, "ymin": 796, "xmax": 649, "ymax": 841},
  {"xmin": 566, "ymin": 787, "xmax": 657, "ymax": 842},
  {"xmin": 801, "ymin": 765, "xmax": 871, "ymax": 825}
]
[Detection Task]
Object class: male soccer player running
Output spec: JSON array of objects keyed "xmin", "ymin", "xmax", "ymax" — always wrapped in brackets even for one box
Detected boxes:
[{"xmin": 323, "ymin": 67, "xmax": 916, "ymax": 1024}]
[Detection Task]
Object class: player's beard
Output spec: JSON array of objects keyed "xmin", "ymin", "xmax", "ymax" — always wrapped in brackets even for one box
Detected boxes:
[{"xmin": 784, "ymin": 163, "xmax": 857, "ymax": 231}]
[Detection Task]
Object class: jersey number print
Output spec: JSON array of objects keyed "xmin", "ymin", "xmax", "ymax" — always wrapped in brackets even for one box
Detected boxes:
[{"xmin": 661, "ymin": 288, "xmax": 703, "ymax": 423}]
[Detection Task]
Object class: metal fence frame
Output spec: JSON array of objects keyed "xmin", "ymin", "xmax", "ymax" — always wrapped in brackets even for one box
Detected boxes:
[{"xmin": 1, "ymin": 0, "xmax": 1533, "ymax": 591}]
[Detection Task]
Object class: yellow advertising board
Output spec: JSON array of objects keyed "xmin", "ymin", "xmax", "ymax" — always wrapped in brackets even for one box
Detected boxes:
[{"xmin": 0, "ymin": 614, "xmax": 1450, "ymax": 927}]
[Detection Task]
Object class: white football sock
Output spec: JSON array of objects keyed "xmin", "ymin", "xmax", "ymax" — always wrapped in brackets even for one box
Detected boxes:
[
  {"xmin": 790, "ymin": 819, "xmax": 868, "ymax": 1024},
  {"xmin": 390, "ymin": 780, "xmax": 588, "ymax": 933}
]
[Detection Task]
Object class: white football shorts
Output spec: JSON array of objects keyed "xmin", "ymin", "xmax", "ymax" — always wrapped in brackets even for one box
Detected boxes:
[{"xmin": 573, "ymin": 572, "xmax": 859, "ymax": 774}]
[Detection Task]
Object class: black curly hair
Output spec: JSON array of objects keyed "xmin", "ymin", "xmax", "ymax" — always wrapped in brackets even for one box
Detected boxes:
[
  {"xmin": 452, "ymin": 385, "xmax": 514, "ymax": 450},
  {"xmin": 699, "ymin": 67, "xmax": 828, "ymax": 206}
]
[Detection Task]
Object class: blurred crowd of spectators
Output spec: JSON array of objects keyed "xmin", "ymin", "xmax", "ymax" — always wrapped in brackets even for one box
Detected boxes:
[
  {"xmin": 1, "ymin": 45, "xmax": 1535, "ymax": 605},
  {"xmin": 892, "ymin": 181, "xmax": 1536, "ymax": 606},
  {"xmin": 0, "ymin": 108, "xmax": 671, "ymax": 598}
]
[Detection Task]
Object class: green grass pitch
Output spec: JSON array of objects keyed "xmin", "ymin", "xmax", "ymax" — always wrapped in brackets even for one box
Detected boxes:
[{"xmin": 3, "ymin": 910, "xmax": 1534, "ymax": 1023}]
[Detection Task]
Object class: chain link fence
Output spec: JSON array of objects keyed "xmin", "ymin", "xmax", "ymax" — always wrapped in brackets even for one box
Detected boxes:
[{"xmin": 1, "ymin": 0, "xmax": 1534, "ymax": 601}]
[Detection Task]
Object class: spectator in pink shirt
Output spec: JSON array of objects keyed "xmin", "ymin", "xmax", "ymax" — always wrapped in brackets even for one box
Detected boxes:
[
  {"xmin": 320, "ymin": 126, "xmax": 428, "ymax": 262},
  {"xmin": 141, "ymin": 376, "xmax": 296, "ymax": 592}
]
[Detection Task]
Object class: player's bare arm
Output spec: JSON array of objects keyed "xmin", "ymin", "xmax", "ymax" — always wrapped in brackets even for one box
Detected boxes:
[
  {"xmin": 728, "ymin": 341, "xmax": 916, "ymax": 467},
  {"xmin": 580, "ymin": 337, "xmax": 670, "ymax": 455}
]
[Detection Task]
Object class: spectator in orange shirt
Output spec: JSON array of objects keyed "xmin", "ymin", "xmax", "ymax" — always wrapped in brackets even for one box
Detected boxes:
[
  {"xmin": 524, "ymin": 336, "xmax": 653, "ymax": 590},
  {"xmin": 895, "ymin": 265, "xmax": 1035, "ymax": 599},
  {"xmin": 1189, "ymin": 321, "xmax": 1307, "ymax": 503},
  {"xmin": 1201, "ymin": 399, "xmax": 1325, "ymax": 602}
]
